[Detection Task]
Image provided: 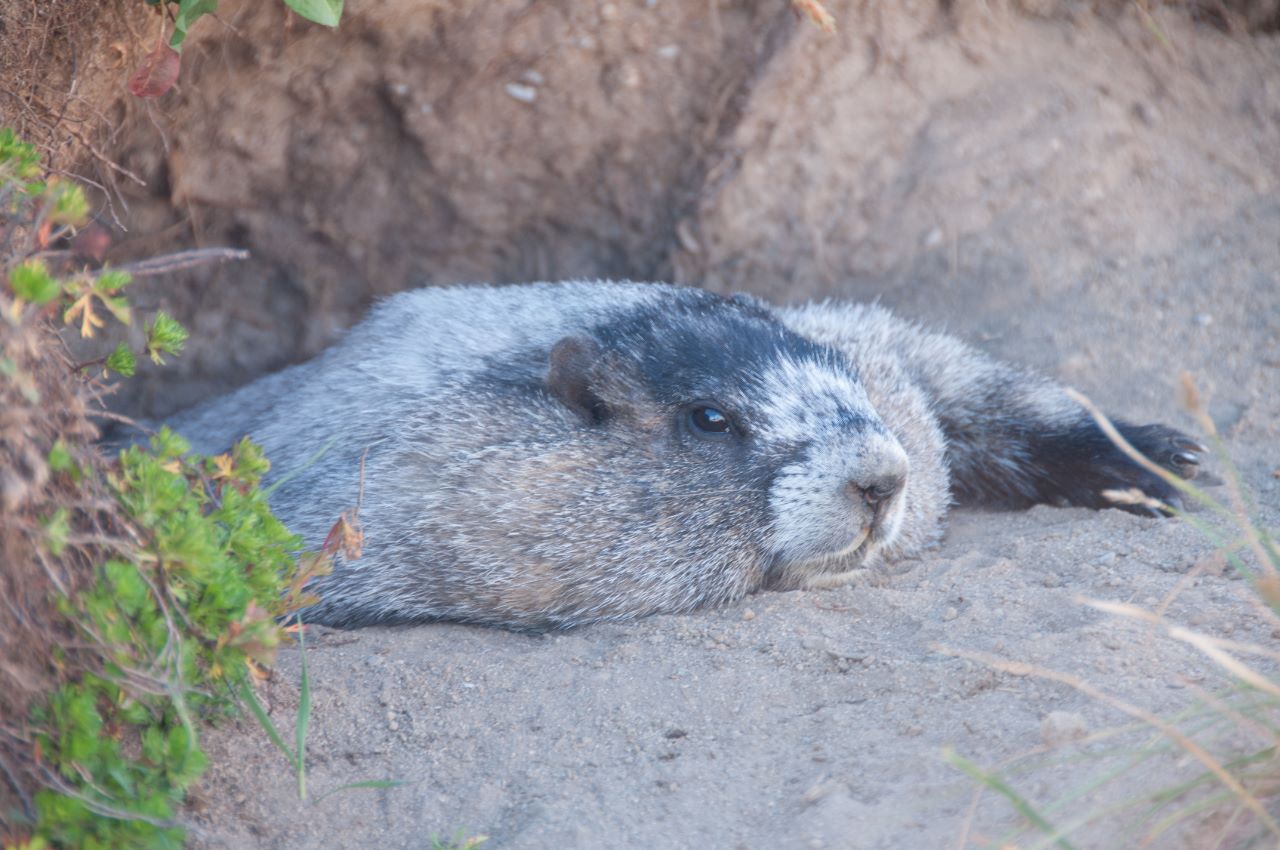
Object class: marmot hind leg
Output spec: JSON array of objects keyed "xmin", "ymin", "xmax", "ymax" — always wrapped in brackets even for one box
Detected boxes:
[{"xmin": 778, "ymin": 302, "xmax": 1205, "ymax": 514}]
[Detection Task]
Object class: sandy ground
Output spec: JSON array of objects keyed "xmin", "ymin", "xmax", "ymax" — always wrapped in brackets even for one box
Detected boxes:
[
  {"xmin": 187, "ymin": 505, "xmax": 1278, "ymax": 850},
  {"xmin": 82, "ymin": 2, "xmax": 1277, "ymax": 848}
]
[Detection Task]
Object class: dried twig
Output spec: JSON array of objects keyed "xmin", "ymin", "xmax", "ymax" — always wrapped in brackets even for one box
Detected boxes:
[{"xmin": 112, "ymin": 246, "xmax": 250, "ymax": 277}]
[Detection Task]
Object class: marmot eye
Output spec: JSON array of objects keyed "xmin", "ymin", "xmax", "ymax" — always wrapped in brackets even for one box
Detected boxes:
[{"xmin": 689, "ymin": 405, "xmax": 732, "ymax": 436}]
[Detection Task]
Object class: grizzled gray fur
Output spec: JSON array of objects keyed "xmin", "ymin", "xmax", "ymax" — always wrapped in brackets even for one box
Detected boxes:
[{"xmin": 168, "ymin": 282, "xmax": 1203, "ymax": 629}]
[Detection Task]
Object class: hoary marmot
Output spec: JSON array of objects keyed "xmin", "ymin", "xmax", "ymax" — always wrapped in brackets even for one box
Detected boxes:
[{"xmin": 168, "ymin": 282, "xmax": 1202, "ymax": 629}]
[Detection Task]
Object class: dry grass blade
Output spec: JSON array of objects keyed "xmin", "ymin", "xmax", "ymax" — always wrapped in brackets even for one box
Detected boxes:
[
  {"xmin": 1081, "ymin": 598, "xmax": 1280, "ymax": 665},
  {"xmin": 933, "ymin": 643, "xmax": 1280, "ymax": 840},
  {"xmin": 1168, "ymin": 628, "xmax": 1280, "ymax": 701}
]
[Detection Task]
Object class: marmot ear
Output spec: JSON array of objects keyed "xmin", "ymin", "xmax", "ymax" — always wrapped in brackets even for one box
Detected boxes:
[{"xmin": 547, "ymin": 336, "xmax": 612, "ymax": 424}]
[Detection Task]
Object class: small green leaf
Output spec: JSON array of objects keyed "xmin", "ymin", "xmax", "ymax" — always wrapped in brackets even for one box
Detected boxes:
[
  {"xmin": 106, "ymin": 343, "xmax": 137, "ymax": 378},
  {"xmin": 0, "ymin": 127, "xmax": 42, "ymax": 181},
  {"xmin": 42, "ymin": 508, "xmax": 70, "ymax": 556},
  {"xmin": 148, "ymin": 426, "xmax": 191, "ymax": 460},
  {"xmin": 141, "ymin": 725, "xmax": 165, "ymax": 763},
  {"xmin": 47, "ymin": 182, "xmax": 89, "ymax": 226},
  {"xmin": 48, "ymin": 439, "xmax": 74, "ymax": 473},
  {"xmin": 145, "ymin": 311, "xmax": 189, "ymax": 364},
  {"xmin": 10, "ymin": 259, "xmax": 60, "ymax": 304},
  {"xmin": 169, "ymin": 0, "xmax": 219, "ymax": 50},
  {"xmin": 94, "ymin": 269, "xmax": 132, "ymax": 294},
  {"xmin": 106, "ymin": 560, "xmax": 149, "ymax": 616},
  {"xmin": 231, "ymin": 437, "xmax": 271, "ymax": 485},
  {"xmin": 283, "ymin": 0, "xmax": 342, "ymax": 27}
]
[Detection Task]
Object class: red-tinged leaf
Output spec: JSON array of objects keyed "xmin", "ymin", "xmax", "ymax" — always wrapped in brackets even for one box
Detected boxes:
[
  {"xmin": 72, "ymin": 225, "xmax": 112, "ymax": 262},
  {"xmin": 792, "ymin": 0, "xmax": 837, "ymax": 33},
  {"xmin": 128, "ymin": 45, "xmax": 181, "ymax": 98},
  {"xmin": 321, "ymin": 509, "xmax": 363, "ymax": 560}
]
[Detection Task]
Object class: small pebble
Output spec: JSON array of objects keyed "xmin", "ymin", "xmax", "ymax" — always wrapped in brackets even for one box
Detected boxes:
[
  {"xmin": 943, "ymin": 606, "xmax": 958, "ymax": 621},
  {"xmin": 1131, "ymin": 101, "xmax": 1161, "ymax": 126},
  {"xmin": 1041, "ymin": 710, "xmax": 1088, "ymax": 746},
  {"xmin": 617, "ymin": 64, "xmax": 642, "ymax": 89},
  {"xmin": 742, "ymin": 608, "xmax": 756, "ymax": 621},
  {"xmin": 1192, "ymin": 550, "xmax": 1227, "ymax": 576},
  {"xmin": 505, "ymin": 83, "xmax": 538, "ymax": 104}
]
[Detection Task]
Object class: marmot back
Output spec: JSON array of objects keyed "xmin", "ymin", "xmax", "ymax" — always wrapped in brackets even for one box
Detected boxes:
[{"xmin": 168, "ymin": 281, "xmax": 1203, "ymax": 629}]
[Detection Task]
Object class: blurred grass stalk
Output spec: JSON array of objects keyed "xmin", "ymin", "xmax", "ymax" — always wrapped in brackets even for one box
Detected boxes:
[{"xmin": 940, "ymin": 373, "xmax": 1280, "ymax": 850}]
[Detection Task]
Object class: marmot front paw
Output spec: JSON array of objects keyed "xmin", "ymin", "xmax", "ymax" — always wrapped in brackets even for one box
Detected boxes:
[{"xmin": 1107, "ymin": 424, "xmax": 1207, "ymax": 515}]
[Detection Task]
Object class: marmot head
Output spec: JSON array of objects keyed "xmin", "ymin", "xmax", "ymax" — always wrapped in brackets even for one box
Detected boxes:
[{"xmin": 540, "ymin": 290, "xmax": 911, "ymax": 593}]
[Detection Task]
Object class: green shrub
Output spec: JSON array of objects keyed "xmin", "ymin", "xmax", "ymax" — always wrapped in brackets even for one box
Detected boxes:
[
  {"xmin": 1, "ymin": 127, "xmax": 309, "ymax": 849},
  {"xmin": 30, "ymin": 431, "xmax": 302, "ymax": 850}
]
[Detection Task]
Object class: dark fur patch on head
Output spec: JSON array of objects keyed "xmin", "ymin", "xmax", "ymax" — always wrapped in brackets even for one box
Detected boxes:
[{"xmin": 587, "ymin": 289, "xmax": 853, "ymax": 410}]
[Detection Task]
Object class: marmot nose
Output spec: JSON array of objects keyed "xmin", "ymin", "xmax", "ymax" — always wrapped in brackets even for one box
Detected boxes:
[{"xmin": 844, "ymin": 473, "xmax": 905, "ymax": 512}]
